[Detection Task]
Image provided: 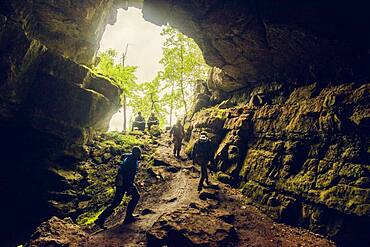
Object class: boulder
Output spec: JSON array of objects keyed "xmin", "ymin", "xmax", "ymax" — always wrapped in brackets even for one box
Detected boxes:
[
  {"xmin": 147, "ymin": 207, "xmax": 237, "ymax": 246},
  {"xmin": 27, "ymin": 217, "xmax": 88, "ymax": 247}
]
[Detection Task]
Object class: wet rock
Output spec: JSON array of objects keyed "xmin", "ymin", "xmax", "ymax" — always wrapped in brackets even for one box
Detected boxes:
[
  {"xmin": 27, "ymin": 217, "xmax": 87, "ymax": 247},
  {"xmin": 147, "ymin": 207, "xmax": 237, "ymax": 246}
]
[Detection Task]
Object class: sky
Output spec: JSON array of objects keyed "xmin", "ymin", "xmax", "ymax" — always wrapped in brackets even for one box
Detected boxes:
[
  {"xmin": 98, "ymin": 7, "xmax": 166, "ymax": 131},
  {"xmin": 99, "ymin": 7, "xmax": 166, "ymax": 84}
]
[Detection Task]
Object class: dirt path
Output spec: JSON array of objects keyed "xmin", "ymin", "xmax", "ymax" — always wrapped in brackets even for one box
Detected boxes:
[
  {"xmin": 85, "ymin": 136, "xmax": 335, "ymax": 247},
  {"xmin": 86, "ymin": 138, "xmax": 199, "ymax": 247}
]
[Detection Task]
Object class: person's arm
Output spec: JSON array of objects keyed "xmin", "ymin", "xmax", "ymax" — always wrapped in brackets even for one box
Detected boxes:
[
  {"xmin": 115, "ymin": 166, "xmax": 124, "ymax": 187},
  {"xmin": 191, "ymin": 141, "xmax": 197, "ymax": 163}
]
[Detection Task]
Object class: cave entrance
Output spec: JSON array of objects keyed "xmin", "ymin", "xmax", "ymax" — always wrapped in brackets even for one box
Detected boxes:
[
  {"xmin": 96, "ymin": 7, "xmax": 209, "ymax": 132},
  {"xmin": 99, "ymin": 7, "xmax": 165, "ymax": 131}
]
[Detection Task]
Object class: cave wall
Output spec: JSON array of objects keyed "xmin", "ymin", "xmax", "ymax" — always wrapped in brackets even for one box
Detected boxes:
[
  {"xmin": 0, "ymin": 2, "xmax": 122, "ymax": 244},
  {"xmin": 141, "ymin": 0, "xmax": 370, "ymax": 245},
  {"xmin": 186, "ymin": 82, "xmax": 370, "ymax": 245},
  {"xmin": 1, "ymin": 0, "xmax": 370, "ymax": 245},
  {"xmin": 143, "ymin": 0, "xmax": 370, "ymax": 89}
]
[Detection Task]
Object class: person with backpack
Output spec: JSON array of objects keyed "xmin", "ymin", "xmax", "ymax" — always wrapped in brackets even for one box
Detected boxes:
[
  {"xmin": 132, "ymin": 112, "xmax": 145, "ymax": 131},
  {"xmin": 95, "ymin": 146, "xmax": 142, "ymax": 229},
  {"xmin": 170, "ymin": 119, "xmax": 185, "ymax": 158},
  {"xmin": 192, "ymin": 131, "xmax": 214, "ymax": 192},
  {"xmin": 147, "ymin": 112, "xmax": 159, "ymax": 130}
]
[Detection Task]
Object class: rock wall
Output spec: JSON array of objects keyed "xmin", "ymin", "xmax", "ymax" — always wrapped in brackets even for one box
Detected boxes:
[
  {"xmin": 142, "ymin": 2, "xmax": 370, "ymax": 244},
  {"xmin": 143, "ymin": 0, "xmax": 370, "ymax": 88},
  {"xmin": 0, "ymin": 3, "xmax": 121, "ymax": 244},
  {"xmin": 1, "ymin": 0, "xmax": 370, "ymax": 245},
  {"xmin": 186, "ymin": 81, "xmax": 370, "ymax": 246}
]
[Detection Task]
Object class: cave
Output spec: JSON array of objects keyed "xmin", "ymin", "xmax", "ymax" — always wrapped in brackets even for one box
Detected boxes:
[{"xmin": 0, "ymin": 1, "xmax": 369, "ymax": 246}]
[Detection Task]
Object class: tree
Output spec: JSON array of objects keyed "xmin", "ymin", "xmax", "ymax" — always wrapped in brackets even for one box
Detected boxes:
[
  {"xmin": 159, "ymin": 25, "xmax": 210, "ymax": 124},
  {"xmin": 92, "ymin": 49, "xmax": 138, "ymax": 131},
  {"xmin": 129, "ymin": 74, "xmax": 167, "ymax": 127}
]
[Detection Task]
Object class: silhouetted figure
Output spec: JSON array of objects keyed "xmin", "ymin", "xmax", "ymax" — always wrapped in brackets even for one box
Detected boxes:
[
  {"xmin": 132, "ymin": 112, "xmax": 145, "ymax": 131},
  {"xmin": 192, "ymin": 131, "xmax": 214, "ymax": 192},
  {"xmin": 170, "ymin": 120, "xmax": 184, "ymax": 158},
  {"xmin": 95, "ymin": 146, "xmax": 142, "ymax": 228},
  {"xmin": 147, "ymin": 112, "xmax": 159, "ymax": 130}
]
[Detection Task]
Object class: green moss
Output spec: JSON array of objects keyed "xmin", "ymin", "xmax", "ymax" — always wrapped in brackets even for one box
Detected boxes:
[
  {"xmin": 106, "ymin": 131, "xmax": 146, "ymax": 146},
  {"xmin": 282, "ymin": 170, "xmax": 316, "ymax": 194},
  {"xmin": 149, "ymin": 125, "xmax": 161, "ymax": 137},
  {"xmin": 184, "ymin": 137, "xmax": 196, "ymax": 156},
  {"xmin": 77, "ymin": 206, "xmax": 106, "ymax": 226},
  {"xmin": 76, "ymin": 192, "xmax": 130, "ymax": 226},
  {"xmin": 49, "ymin": 167, "xmax": 83, "ymax": 182}
]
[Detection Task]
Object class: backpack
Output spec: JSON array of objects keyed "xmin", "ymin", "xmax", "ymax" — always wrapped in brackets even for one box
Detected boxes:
[
  {"xmin": 115, "ymin": 154, "xmax": 130, "ymax": 187},
  {"xmin": 193, "ymin": 139, "xmax": 212, "ymax": 164}
]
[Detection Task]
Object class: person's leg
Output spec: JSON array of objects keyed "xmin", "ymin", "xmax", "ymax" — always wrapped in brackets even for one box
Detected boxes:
[
  {"xmin": 204, "ymin": 161, "xmax": 210, "ymax": 184},
  {"xmin": 125, "ymin": 184, "xmax": 140, "ymax": 219},
  {"xmin": 140, "ymin": 122, "xmax": 145, "ymax": 131},
  {"xmin": 96, "ymin": 186, "xmax": 125, "ymax": 226},
  {"xmin": 173, "ymin": 139, "xmax": 179, "ymax": 156},
  {"xmin": 176, "ymin": 148, "xmax": 180, "ymax": 158},
  {"xmin": 176, "ymin": 142, "xmax": 181, "ymax": 157},
  {"xmin": 198, "ymin": 163, "xmax": 206, "ymax": 192}
]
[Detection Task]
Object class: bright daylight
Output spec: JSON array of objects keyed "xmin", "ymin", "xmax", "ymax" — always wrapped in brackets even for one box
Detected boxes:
[{"xmin": 97, "ymin": 7, "xmax": 209, "ymax": 132}]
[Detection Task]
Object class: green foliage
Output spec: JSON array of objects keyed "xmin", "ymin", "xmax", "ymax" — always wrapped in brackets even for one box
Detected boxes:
[
  {"xmin": 105, "ymin": 131, "xmax": 147, "ymax": 148},
  {"xmin": 129, "ymin": 74, "xmax": 167, "ymax": 127},
  {"xmin": 159, "ymin": 25, "xmax": 210, "ymax": 121},
  {"xmin": 92, "ymin": 27, "xmax": 209, "ymax": 127},
  {"xmin": 92, "ymin": 48, "xmax": 138, "ymax": 101},
  {"xmin": 149, "ymin": 125, "xmax": 162, "ymax": 137},
  {"xmin": 126, "ymin": 25, "xmax": 209, "ymax": 126}
]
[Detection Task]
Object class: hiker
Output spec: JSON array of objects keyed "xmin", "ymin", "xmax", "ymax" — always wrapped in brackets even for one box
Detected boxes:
[
  {"xmin": 132, "ymin": 112, "xmax": 145, "ymax": 131},
  {"xmin": 147, "ymin": 112, "xmax": 159, "ymax": 130},
  {"xmin": 170, "ymin": 119, "xmax": 184, "ymax": 158},
  {"xmin": 95, "ymin": 146, "xmax": 142, "ymax": 228},
  {"xmin": 192, "ymin": 131, "xmax": 214, "ymax": 192}
]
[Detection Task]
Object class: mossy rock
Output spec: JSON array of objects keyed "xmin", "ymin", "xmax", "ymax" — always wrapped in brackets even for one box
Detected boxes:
[{"xmin": 149, "ymin": 125, "xmax": 161, "ymax": 137}]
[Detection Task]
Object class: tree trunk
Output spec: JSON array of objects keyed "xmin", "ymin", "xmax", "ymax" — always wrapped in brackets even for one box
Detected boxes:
[
  {"xmin": 122, "ymin": 44, "xmax": 129, "ymax": 132},
  {"xmin": 180, "ymin": 44, "xmax": 188, "ymax": 116},
  {"xmin": 123, "ymin": 94, "xmax": 127, "ymax": 132},
  {"xmin": 169, "ymin": 80, "xmax": 175, "ymax": 127}
]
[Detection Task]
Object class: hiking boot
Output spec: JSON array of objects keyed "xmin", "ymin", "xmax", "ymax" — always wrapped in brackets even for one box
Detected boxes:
[
  {"xmin": 95, "ymin": 219, "xmax": 107, "ymax": 230},
  {"xmin": 123, "ymin": 215, "xmax": 138, "ymax": 224}
]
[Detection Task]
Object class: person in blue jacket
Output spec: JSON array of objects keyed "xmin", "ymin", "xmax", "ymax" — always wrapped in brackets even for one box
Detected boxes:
[{"xmin": 95, "ymin": 146, "xmax": 141, "ymax": 228}]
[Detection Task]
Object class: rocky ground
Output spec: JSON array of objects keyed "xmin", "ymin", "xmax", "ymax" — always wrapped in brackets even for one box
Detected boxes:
[{"xmin": 26, "ymin": 132, "xmax": 335, "ymax": 247}]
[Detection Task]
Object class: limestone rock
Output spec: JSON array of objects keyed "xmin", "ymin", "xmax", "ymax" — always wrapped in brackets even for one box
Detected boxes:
[
  {"xmin": 147, "ymin": 207, "xmax": 237, "ymax": 246},
  {"xmin": 144, "ymin": 1, "xmax": 370, "ymax": 86},
  {"xmin": 27, "ymin": 217, "xmax": 88, "ymax": 247},
  {"xmin": 188, "ymin": 82, "xmax": 370, "ymax": 243}
]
